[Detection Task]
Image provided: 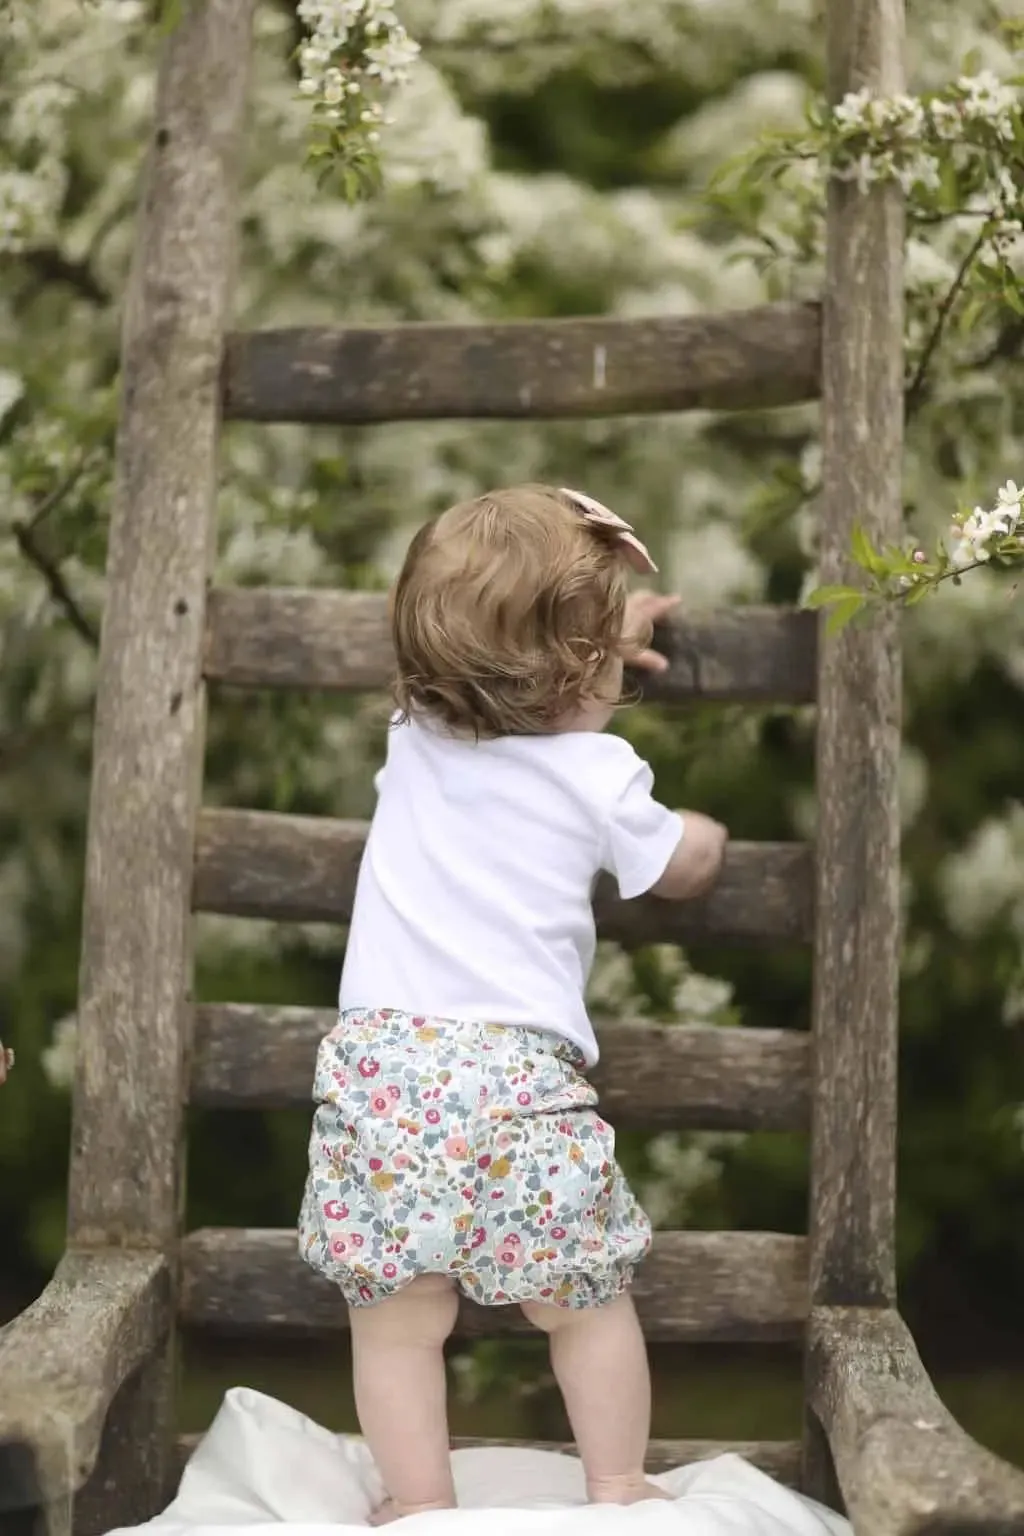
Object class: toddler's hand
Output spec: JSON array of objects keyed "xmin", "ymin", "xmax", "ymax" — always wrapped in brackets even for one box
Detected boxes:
[{"xmin": 623, "ymin": 591, "xmax": 680, "ymax": 674}]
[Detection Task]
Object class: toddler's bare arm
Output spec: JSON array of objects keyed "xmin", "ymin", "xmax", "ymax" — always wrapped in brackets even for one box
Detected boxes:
[{"xmin": 649, "ymin": 812, "xmax": 727, "ymax": 900}]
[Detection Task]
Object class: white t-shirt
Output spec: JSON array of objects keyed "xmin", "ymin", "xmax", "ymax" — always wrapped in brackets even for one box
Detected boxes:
[{"xmin": 339, "ymin": 715, "xmax": 683, "ymax": 1064}]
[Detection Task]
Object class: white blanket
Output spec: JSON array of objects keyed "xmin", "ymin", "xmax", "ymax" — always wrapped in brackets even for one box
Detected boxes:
[{"xmin": 108, "ymin": 1388, "xmax": 851, "ymax": 1536}]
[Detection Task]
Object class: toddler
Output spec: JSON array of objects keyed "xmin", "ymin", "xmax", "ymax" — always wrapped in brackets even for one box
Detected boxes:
[{"xmin": 298, "ymin": 483, "xmax": 729, "ymax": 1523}]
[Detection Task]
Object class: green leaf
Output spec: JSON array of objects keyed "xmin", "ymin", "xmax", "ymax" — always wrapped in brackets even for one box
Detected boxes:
[
  {"xmin": 939, "ymin": 156, "xmax": 960, "ymax": 205},
  {"xmin": 851, "ymin": 523, "xmax": 884, "ymax": 575},
  {"xmin": 803, "ymin": 583, "xmax": 865, "ymax": 610},
  {"xmin": 1002, "ymin": 280, "xmax": 1024, "ymax": 317},
  {"xmin": 902, "ymin": 580, "xmax": 933, "ymax": 606},
  {"xmin": 157, "ymin": 0, "xmax": 184, "ymax": 33},
  {"xmin": 825, "ymin": 594, "xmax": 865, "ymax": 634},
  {"xmin": 958, "ymin": 294, "xmax": 989, "ymax": 334}
]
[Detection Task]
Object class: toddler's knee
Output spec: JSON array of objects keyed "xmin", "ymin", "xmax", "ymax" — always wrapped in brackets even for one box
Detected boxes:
[
  {"xmin": 520, "ymin": 1298, "xmax": 571, "ymax": 1333},
  {"xmin": 351, "ymin": 1274, "xmax": 459, "ymax": 1348},
  {"xmin": 521, "ymin": 1287, "xmax": 634, "ymax": 1335},
  {"xmin": 406, "ymin": 1274, "xmax": 460, "ymax": 1344}
]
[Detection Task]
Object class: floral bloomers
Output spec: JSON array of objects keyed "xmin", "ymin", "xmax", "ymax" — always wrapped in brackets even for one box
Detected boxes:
[{"xmin": 299, "ymin": 1007, "xmax": 651, "ymax": 1309}]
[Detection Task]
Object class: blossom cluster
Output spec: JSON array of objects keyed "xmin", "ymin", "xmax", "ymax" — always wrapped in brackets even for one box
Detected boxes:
[
  {"xmin": 948, "ymin": 480, "xmax": 1023, "ymax": 569},
  {"xmin": 0, "ymin": 110, "xmax": 71, "ymax": 255},
  {"xmin": 297, "ymin": 0, "xmax": 420, "ymax": 197},
  {"xmin": 807, "ymin": 478, "xmax": 1024, "ymax": 629},
  {"xmin": 826, "ymin": 71, "xmax": 1022, "ymax": 214},
  {"xmin": 889, "ymin": 478, "xmax": 1023, "ymax": 600}
]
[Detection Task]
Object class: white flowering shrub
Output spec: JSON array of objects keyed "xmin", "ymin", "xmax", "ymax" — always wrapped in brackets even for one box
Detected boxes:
[
  {"xmin": 806, "ymin": 472, "xmax": 1022, "ymax": 625},
  {"xmin": 0, "ymin": 0, "xmax": 1022, "ymax": 1343},
  {"xmin": 297, "ymin": 0, "xmax": 420, "ymax": 198},
  {"xmin": 724, "ymin": 49, "xmax": 1024, "ymax": 625}
]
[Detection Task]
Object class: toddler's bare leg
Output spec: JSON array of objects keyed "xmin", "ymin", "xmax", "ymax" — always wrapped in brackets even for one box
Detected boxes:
[
  {"xmin": 349, "ymin": 1274, "xmax": 459, "ymax": 1524},
  {"xmin": 521, "ymin": 1290, "xmax": 671, "ymax": 1505}
]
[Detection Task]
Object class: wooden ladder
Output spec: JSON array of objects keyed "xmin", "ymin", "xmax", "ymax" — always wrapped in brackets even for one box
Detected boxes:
[{"xmin": 3, "ymin": 1, "xmax": 1024, "ymax": 1533}]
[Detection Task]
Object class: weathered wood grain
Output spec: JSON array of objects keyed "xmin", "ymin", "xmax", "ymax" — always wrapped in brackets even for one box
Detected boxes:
[
  {"xmin": 221, "ymin": 303, "xmax": 821, "ymax": 424},
  {"xmin": 808, "ymin": 0, "xmax": 905, "ymax": 1320},
  {"xmin": 0, "ymin": 1251, "xmax": 168, "ymax": 1520},
  {"xmin": 808, "ymin": 1306, "xmax": 1024, "ymax": 1532},
  {"xmin": 29, "ymin": 5, "xmax": 257, "ymax": 1532},
  {"xmin": 172, "ymin": 1432, "xmax": 803, "ymax": 1488},
  {"xmin": 68, "ymin": 0, "xmax": 255, "ymax": 1253},
  {"xmin": 192, "ymin": 810, "xmax": 814, "ymax": 946},
  {"xmin": 803, "ymin": 0, "xmax": 905, "ymax": 1504},
  {"xmin": 74, "ymin": 1344, "xmax": 174, "ymax": 1536},
  {"xmin": 204, "ymin": 588, "xmax": 818, "ymax": 704},
  {"xmin": 190, "ymin": 1003, "xmax": 812, "ymax": 1131},
  {"xmin": 179, "ymin": 1228, "xmax": 808, "ymax": 1344}
]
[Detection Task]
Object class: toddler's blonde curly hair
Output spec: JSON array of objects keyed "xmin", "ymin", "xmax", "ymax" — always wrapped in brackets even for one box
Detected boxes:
[{"xmin": 391, "ymin": 483, "xmax": 649, "ymax": 738}]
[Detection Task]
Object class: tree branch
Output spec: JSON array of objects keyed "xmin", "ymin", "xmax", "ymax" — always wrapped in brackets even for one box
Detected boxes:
[
  {"xmin": 887, "ymin": 550, "xmax": 1023, "ymax": 611},
  {"xmin": 22, "ymin": 458, "xmax": 94, "ymax": 533},
  {"xmin": 11, "ymin": 518, "xmax": 99, "ymax": 647},
  {"xmin": 906, "ymin": 227, "xmax": 990, "ymax": 418},
  {"xmin": 17, "ymin": 247, "xmax": 109, "ymax": 305}
]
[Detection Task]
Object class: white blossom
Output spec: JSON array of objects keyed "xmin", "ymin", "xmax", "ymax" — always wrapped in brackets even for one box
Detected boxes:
[
  {"xmin": 905, "ymin": 237, "xmax": 959, "ymax": 288},
  {"xmin": 996, "ymin": 480, "xmax": 1023, "ymax": 516},
  {"xmin": 638, "ymin": 1130, "xmax": 743, "ymax": 1227},
  {"xmin": 673, "ymin": 970, "xmax": 733, "ymax": 1019},
  {"xmin": 381, "ymin": 61, "xmax": 487, "ymax": 193},
  {"xmin": 41, "ymin": 1014, "xmax": 78, "ymax": 1091},
  {"xmin": 296, "ymin": 0, "xmax": 420, "ymax": 179},
  {"xmin": 823, "ymin": 71, "xmax": 1022, "ymax": 205},
  {"xmin": 956, "ymin": 69, "xmax": 1019, "ymax": 129},
  {"xmin": 0, "ymin": 371, "xmax": 23, "ymax": 424},
  {"xmin": 7, "ymin": 81, "xmax": 75, "ymax": 149},
  {"xmin": 947, "ymin": 484, "xmax": 1022, "ymax": 568},
  {"xmin": 941, "ymin": 805, "xmax": 1024, "ymax": 937},
  {"xmin": 668, "ymin": 519, "xmax": 764, "ymax": 605}
]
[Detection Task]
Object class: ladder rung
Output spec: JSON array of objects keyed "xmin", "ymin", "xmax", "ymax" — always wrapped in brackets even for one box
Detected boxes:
[
  {"xmin": 179, "ymin": 1228, "xmax": 808, "ymax": 1345},
  {"xmin": 192, "ymin": 809, "xmax": 815, "ymax": 947},
  {"xmin": 190, "ymin": 1005, "xmax": 811, "ymax": 1132},
  {"xmin": 221, "ymin": 305, "xmax": 821, "ymax": 425},
  {"xmin": 172, "ymin": 1431, "xmax": 803, "ymax": 1487},
  {"xmin": 204, "ymin": 588, "xmax": 818, "ymax": 705}
]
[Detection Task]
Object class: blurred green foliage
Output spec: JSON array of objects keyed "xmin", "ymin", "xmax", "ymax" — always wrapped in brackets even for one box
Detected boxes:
[{"xmin": 1, "ymin": 2, "xmax": 1023, "ymax": 1385}]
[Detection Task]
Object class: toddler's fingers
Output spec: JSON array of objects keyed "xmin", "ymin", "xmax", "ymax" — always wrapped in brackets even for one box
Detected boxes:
[
  {"xmin": 632, "ymin": 647, "xmax": 669, "ymax": 674},
  {"xmin": 642, "ymin": 591, "xmax": 680, "ymax": 609}
]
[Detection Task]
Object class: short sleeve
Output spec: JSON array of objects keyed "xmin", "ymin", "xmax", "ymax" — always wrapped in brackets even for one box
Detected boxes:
[{"xmin": 600, "ymin": 756, "xmax": 683, "ymax": 900}]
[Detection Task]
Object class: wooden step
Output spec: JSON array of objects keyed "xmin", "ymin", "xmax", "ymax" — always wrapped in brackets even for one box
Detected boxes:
[
  {"xmin": 190, "ymin": 1004, "xmax": 811, "ymax": 1132},
  {"xmin": 179, "ymin": 1228, "xmax": 808, "ymax": 1345},
  {"xmin": 173, "ymin": 1431, "xmax": 803, "ymax": 1487},
  {"xmin": 221, "ymin": 304, "xmax": 820, "ymax": 425},
  {"xmin": 203, "ymin": 589, "xmax": 817, "ymax": 704},
  {"xmin": 192, "ymin": 809, "xmax": 814, "ymax": 947}
]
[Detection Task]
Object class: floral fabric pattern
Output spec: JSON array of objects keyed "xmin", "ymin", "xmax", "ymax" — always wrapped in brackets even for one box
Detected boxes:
[{"xmin": 299, "ymin": 1007, "xmax": 651, "ymax": 1309}]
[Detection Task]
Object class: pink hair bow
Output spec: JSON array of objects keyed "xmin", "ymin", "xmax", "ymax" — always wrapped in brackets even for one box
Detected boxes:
[{"xmin": 560, "ymin": 488, "xmax": 658, "ymax": 575}]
